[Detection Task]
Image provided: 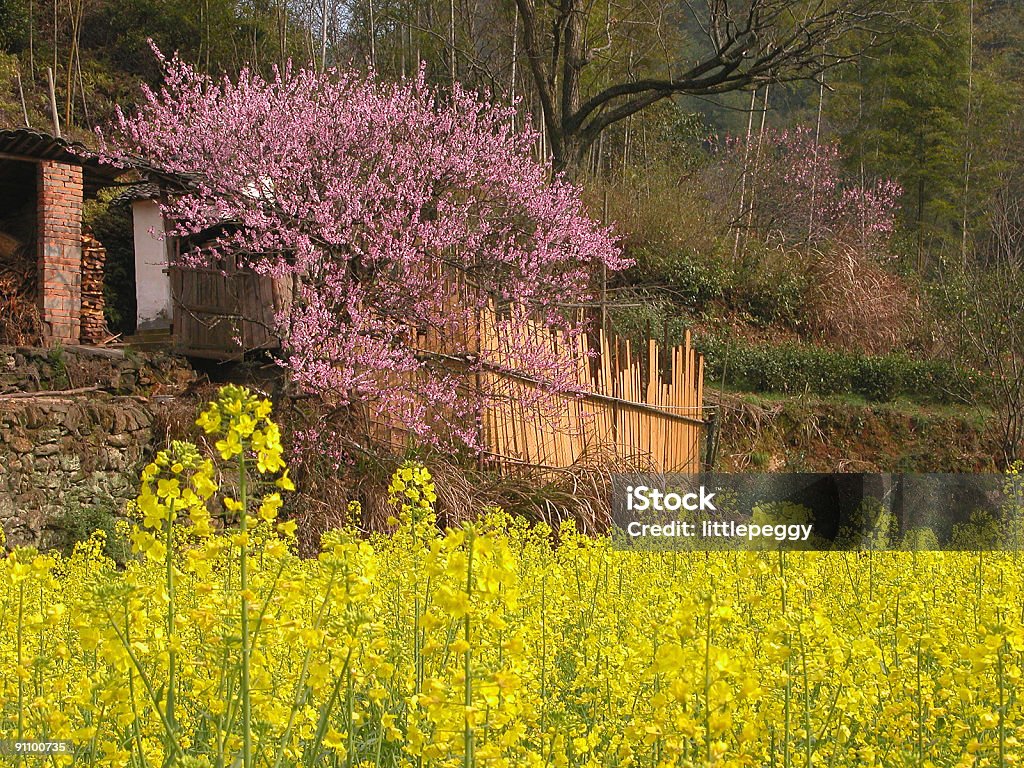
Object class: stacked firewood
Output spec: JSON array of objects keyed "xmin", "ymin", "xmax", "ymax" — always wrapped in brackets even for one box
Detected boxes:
[
  {"xmin": 81, "ymin": 231, "xmax": 111, "ymax": 344},
  {"xmin": 0, "ymin": 228, "xmax": 42, "ymax": 346}
]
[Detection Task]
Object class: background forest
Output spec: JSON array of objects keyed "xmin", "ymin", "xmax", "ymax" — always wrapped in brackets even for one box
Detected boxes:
[{"xmin": 0, "ymin": 0, "xmax": 1021, "ymax": 470}]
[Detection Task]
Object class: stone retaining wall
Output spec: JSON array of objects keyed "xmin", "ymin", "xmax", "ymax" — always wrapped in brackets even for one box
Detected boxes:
[
  {"xmin": 0, "ymin": 344, "xmax": 197, "ymax": 549},
  {"xmin": 0, "ymin": 344, "xmax": 188, "ymax": 395},
  {"xmin": 0, "ymin": 395, "xmax": 156, "ymax": 547}
]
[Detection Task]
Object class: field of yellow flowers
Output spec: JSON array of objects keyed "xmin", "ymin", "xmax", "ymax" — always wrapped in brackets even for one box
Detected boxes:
[{"xmin": 2, "ymin": 386, "xmax": 1024, "ymax": 768}]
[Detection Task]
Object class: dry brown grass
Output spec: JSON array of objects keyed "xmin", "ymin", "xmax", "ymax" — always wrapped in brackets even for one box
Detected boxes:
[
  {"xmin": 0, "ymin": 286, "xmax": 42, "ymax": 346},
  {"xmin": 290, "ymin": 444, "xmax": 618, "ymax": 555},
  {"xmin": 803, "ymin": 245, "xmax": 922, "ymax": 354}
]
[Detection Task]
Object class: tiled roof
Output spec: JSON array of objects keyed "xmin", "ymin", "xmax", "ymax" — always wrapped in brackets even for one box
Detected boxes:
[
  {"xmin": 108, "ymin": 182, "xmax": 163, "ymax": 206},
  {"xmin": 0, "ymin": 127, "xmax": 124, "ymax": 195}
]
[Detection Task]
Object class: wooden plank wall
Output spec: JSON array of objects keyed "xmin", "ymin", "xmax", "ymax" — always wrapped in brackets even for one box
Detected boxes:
[{"xmin": 169, "ymin": 261, "xmax": 280, "ymax": 359}]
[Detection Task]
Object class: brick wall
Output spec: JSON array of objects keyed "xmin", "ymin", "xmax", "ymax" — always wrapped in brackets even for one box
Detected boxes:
[{"xmin": 37, "ymin": 161, "xmax": 83, "ymax": 344}]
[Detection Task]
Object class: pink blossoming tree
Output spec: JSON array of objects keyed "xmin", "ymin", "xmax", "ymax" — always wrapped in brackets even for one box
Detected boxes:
[
  {"xmin": 713, "ymin": 125, "xmax": 902, "ymax": 253},
  {"xmin": 102, "ymin": 50, "xmax": 625, "ymax": 449}
]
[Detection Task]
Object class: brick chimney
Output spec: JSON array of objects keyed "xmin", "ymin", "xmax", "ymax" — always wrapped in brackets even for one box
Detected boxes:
[{"xmin": 37, "ymin": 160, "xmax": 83, "ymax": 345}]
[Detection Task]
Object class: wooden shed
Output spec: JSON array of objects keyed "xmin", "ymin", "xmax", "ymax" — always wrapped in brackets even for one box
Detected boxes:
[
  {"xmin": 0, "ymin": 128, "xmax": 122, "ymax": 346},
  {"xmin": 167, "ymin": 249, "xmax": 286, "ymax": 360},
  {"xmin": 118, "ymin": 179, "xmax": 286, "ymax": 360}
]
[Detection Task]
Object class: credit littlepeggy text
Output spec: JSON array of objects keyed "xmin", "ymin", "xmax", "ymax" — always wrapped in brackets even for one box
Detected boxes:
[{"xmin": 625, "ymin": 520, "xmax": 814, "ymax": 542}]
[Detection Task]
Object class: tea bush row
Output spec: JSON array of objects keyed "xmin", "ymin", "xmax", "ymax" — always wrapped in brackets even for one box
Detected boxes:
[{"xmin": 695, "ymin": 335, "xmax": 981, "ymax": 404}]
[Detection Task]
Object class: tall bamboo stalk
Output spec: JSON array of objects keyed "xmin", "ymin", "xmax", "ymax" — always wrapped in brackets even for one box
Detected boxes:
[
  {"xmin": 449, "ymin": 0, "xmax": 456, "ymax": 82},
  {"xmin": 320, "ymin": 0, "xmax": 329, "ymax": 71},
  {"xmin": 742, "ymin": 84, "xmax": 771, "ymax": 249},
  {"xmin": 732, "ymin": 89, "xmax": 758, "ymax": 262},
  {"xmin": 368, "ymin": 0, "xmax": 377, "ymax": 68},
  {"xmin": 961, "ymin": 0, "xmax": 975, "ymax": 268},
  {"xmin": 809, "ymin": 56, "xmax": 826, "ymax": 242}
]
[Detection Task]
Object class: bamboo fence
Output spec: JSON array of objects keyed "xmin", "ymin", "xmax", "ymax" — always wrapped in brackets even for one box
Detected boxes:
[{"xmin": 476, "ymin": 307, "xmax": 705, "ymax": 473}]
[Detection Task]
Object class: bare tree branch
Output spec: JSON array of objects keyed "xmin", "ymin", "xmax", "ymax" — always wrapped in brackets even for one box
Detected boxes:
[{"xmin": 504, "ymin": 0, "xmax": 900, "ymax": 174}]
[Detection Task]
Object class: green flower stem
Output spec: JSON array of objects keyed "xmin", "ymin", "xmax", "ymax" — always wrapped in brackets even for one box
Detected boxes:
[
  {"xmin": 16, "ymin": 580, "xmax": 24, "ymax": 768},
  {"xmin": 166, "ymin": 498, "xmax": 177, "ymax": 733},
  {"xmin": 125, "ymin": 601, "xmax": 151, "ymax": 768},
  {"xmin": 239, "ymin": 449, "xmax": 252, "ymax": 768},
  {"xmin": 464, "ymin": 529, "xmax": 475, "ymax": 768},
  {"xmin": 101, "ymin": 606, "xmax": 183, "ymax": 760},
  {"xmin": 269, "ymin": 566, "xmax": 339, "ymax": 768}
]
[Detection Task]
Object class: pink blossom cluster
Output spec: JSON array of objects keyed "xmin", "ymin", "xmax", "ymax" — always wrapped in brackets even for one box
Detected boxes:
[
  {"xmin": 100, "ymin": 48, "xmax": 626, "ymax": 449},
  {"xmin": 714, "ymin": 125, "xmax": 902, "ymax": 252},
  {"xmin": 836, "ymin": 179, "xmax": 903, "ymax": 245}
]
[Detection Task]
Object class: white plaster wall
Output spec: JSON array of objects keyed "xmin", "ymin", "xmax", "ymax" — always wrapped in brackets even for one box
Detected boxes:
[{"xmin": 132, "ymin": 199, "xmax": 172, "ymax": 330}]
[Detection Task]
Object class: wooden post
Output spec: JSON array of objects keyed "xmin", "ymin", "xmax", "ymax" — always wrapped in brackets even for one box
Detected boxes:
[
  {"xmin": 46, "ymin": 67, "xmax": 61, "ymax": 138},
  {"xmin": 702, "ymin": 408, "xmax": 719, "ymax": 471},
  {"xmin": 16, "ymin": 65, "xmax": 30, "ymax": 127}
]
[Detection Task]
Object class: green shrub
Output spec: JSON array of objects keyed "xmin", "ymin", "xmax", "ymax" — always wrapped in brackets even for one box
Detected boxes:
[
  {"xmin": 47, "ymin": 343, "xmax": 70, "ymax": 389},
  {"xmin": 629, "ymin": 247, "xmax": 731, "ymax": 306},
  {"xmin": 52, "ymin": 501, "xmax": 133, "ymax": 564},
  {"xmin": 732, "ymin": 261, "xmax": 809, "ymax": 329},
  {"xmin": 607, "ymin": 294, "xmax": 695, "ymax": 347},
  {"xmin": 622, "ymin": 232, "xmax": 821, "ymax": 333},
  {"xmin": 853, "ymin": 355, "xmax": 906, "ymax": 402}
]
